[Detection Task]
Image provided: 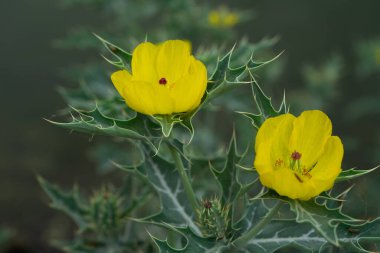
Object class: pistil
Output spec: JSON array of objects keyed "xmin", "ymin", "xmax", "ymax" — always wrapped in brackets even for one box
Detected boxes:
[{"xmin": 159, "ymin": 77, "xmax": 167, "ymax": 85}]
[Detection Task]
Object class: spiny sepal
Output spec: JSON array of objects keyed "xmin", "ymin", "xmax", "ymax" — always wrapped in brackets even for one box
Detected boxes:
[
  {"xmin": 152, "ymin": 114, "xmax": 182, "ymax": 138},
  {"xmin": 197, "ymin": 197, "xmax": 230, "ymax": 239}
]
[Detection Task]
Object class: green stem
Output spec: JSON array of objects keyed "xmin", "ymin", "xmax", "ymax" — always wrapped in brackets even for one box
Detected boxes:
[
  {"xmin": 168, "ymin": 145, "xmax": 199, "ymax": 213},
  {"xmin": 233, "ymin": 201, "xmax": 283, "ymax": 248}
]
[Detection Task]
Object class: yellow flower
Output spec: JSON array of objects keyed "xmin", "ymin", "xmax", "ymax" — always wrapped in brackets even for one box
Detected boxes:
[
  {"xmin": 254, "ymin": 110, "xmax": 343, "ymax": 200},
  {"xmin": 375, "ymin": 47, "xmax": 380, "ymax": 66},
  {"xmin": 208, "ymin": 11, "xmax": 221, "ymax": 27},
  {"xmin": 208, "ymin": 9, "xmax": 239, "ymax": 28},
  {"xmin": 111, "ymin": 40, "xmax": 207, "ymax": 115},
  {"xmin": 224, "ymin": 13, "xmax": 239, "ymax": 27}
]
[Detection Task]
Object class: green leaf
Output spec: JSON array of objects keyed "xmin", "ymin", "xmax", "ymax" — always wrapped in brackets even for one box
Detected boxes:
[
  {"xmin": 211, "ymin": 134, "xmax": 242, "ymax": 206},
  {"xmin": 288, "ymin": 199, "xmax": 360, "ymax": 246},
  {"xmin": 228, "ymin": 196, "xmax": 380, "ymax": 252},
  {"xmin": 46, "ymin": 106, "xmax": 160, "ymax": 152},
  {"xmin": 232, "ymin": 198, "xmax": 380, "ymax": 252},
  {"xmin": 242, "ymin": 219, "xmax": 380, "ymax": 253},
  {"xmin": 233, "ymin": 199, "xmax": 270, "ymax": 237},
  {"xmin": 149, "ymin": 225, "xmax": 226, "ymax": 253},
  {"xmin": 337, "ymin": 218, "xmax": 380, "ymax": 252},
  {"xmin": 180, "ymin": 44, "xmax": 282, "ymax": 141},
  {"xmin": 209, "ymin": 133, "xmax": 246, "ymax": 235},
  {"xmin": 131, "ymin": 152, "xmax": 201, "ymax": 235},
  {"xmin": 38, "ymin": 176, "xmax": 89, "ymax": 229},
  {"xmin": 241, "ymin": 219, "xmax": 326, "ymax": 253},
  {"xmin": 262, "ymin": 190, "xmax": 362, "ymax": 246},
  {"xmin": 238, "ymin": 72, "xmax": 287, "ymax": 129},
  {"xmin": 145, "ymin": 217, "xmax": 380, "ymax": 253},
  {"xmin": 336, "ymin": 166, "xmax": 379, "ymax": 182},
  {"xmin": 208, "ymin": 46, "xmax": 282, "ymax": 92},
  {"xmin": 94, "ymin": 33, "xmax": 132, "ymax": 69},
  {"xmin": 237, "ymin": 112, "xmax": 265, "ymax": 130}
]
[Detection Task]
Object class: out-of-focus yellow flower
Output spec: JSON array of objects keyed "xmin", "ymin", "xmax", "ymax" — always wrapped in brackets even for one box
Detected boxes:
[
  {"xmin": 111, "ymin": 40, "xmax": 207, "ymax": 115},
  {"xmin": 254, "ymin": 110, "xmax": 343, "ymax": 200},
  {"xmin": 374, "ymin": 47, "xmax": 380, "ymax": 66},
  {"xmin": 208, "ymin": 8, "xmax": 239, "ymax": 28}
]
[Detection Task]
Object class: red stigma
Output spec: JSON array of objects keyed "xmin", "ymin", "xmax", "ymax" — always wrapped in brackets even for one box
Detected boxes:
[
  {"xmin": 291, "ymin": 151, "xmax": 302, "ymax": 160},
  {"xmin": 203, "ymin": 200, "xmax": 212, "ymax": 209},
  {"xmin": 159, "ymin": 77, "xmax": 167, "ymax": 85}
]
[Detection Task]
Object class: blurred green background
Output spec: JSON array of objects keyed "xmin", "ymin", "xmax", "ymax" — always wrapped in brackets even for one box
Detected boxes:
[{"xmin": 1, "ymin": 0, "xmax": 379, "ymax": 252}]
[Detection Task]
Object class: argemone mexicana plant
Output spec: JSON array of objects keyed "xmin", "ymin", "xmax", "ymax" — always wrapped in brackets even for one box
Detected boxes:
[
  {"xmin": 41, "ymin": 34, "xmax": 380, "ymax": 253},
  {"xmin": 254, "ymin": 110, "xmax": 343, "ymax": 200}
]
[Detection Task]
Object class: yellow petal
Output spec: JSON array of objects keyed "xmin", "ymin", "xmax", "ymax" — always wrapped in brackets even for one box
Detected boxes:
[
  {"xmin": 111, "ymin": 70, "xmax": 171, "ymax": 115},
  {"xmin": 297, "ymin": 180, "xmax": 320, "ymax": 200},
  {"xmin": 255, "ymin": 114, "xmax": 294, "ymax": 151},
  {"xmin": 254, "ymin": 141, "xmax": 273, "ymax": 175},
  {"xmin": 131, "ymin": 42, "xmax": 158, "ymax": 83},
  {"xmin": 269, "ymin": 114, "xmax": 295, "ymax": 167},
  {"xmin": 111, "ymin": 70, "xmax": 132, "ymax": 98},
  {"xmin": 156, "ymin": 40, "xmax": 191, "ymax": 84},
  {"xmin": 310, "ymin": 136, "xmax": 343, "ymax": 189},
  {"xmin": 272, "ymin": 169, "xmax": 304, "ymax": 199},
  {"xmin": 289, "ymin": 110, "xmax": 332, "ymax": 169},
  {"xmin": 260, "ymin": 169, "xmax": 316, "ymax": 200},
  {"xmin": 254, "ymin": 114, "xmax": 295, "ymax": 176},
  {"xmin": 122, "ymin": 80, "xmax": 157, "ymax": 115},
  {"xmin": 258, "ymin": 171, "xmax": 274, "ymax": 189},
  {"xmin": 172, "ymin": 57, "xmax": 207, "ymax": 112},
  {"xmin": 188, "ymin": 59, "xmax": 208, "ymax": 110},
  {"xmin": 151, "ymin": 84, "xmax": 176, "ymax": 115}
]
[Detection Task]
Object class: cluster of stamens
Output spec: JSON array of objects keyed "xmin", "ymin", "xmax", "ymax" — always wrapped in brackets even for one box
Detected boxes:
[{"xmin": 275, "ymin": 151, "xmax": 312, "ymax": 183}]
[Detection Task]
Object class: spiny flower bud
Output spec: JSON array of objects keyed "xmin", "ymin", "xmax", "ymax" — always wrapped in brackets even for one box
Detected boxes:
[
  {"xmin": 197, "ymin": 197, "xmax": 230, "ymax": 239},
  {"xmin": 90, "ymin": 188, "xmax": 123, "ymax": 234}
]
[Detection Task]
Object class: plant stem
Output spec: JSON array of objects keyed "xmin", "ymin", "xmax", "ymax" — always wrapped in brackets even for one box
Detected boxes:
[
  {"xmin": 168, "ymin": 145, "xmax": 199, "ymax": 213},
  {"xmin": 233, "ymin": 201, "xmax": 283, "ymax": 248}
]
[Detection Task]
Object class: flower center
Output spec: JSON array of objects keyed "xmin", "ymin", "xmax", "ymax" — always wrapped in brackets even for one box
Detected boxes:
[
  {"xmin": 158, "ymin": 77, "xmax": 167, "ymax": 85},
  {"xmin": 287, "ymin": 150, "xmax": 313, "ymax": 182}
]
